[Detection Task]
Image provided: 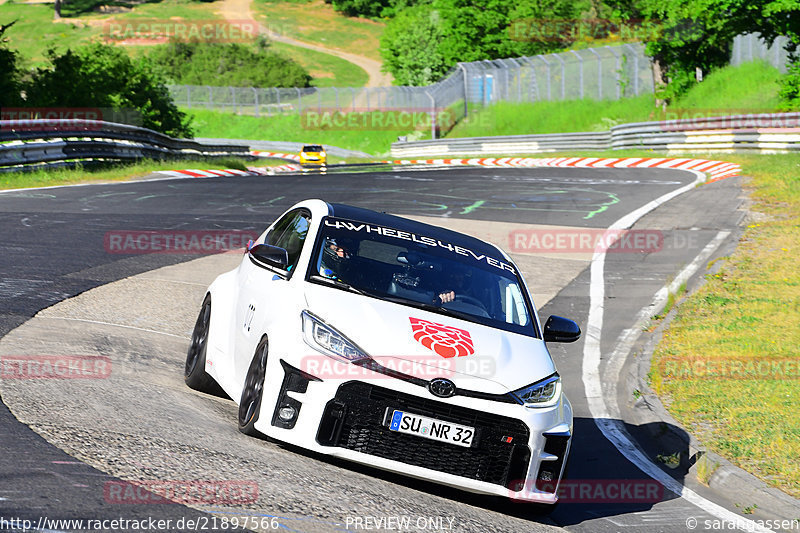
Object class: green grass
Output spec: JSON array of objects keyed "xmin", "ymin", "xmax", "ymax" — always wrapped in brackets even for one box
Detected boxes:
[
  {"xmin": 0, "ymin": 0, "xmax": 223, "ymax": 66},
  {"xmin": 187, "ymin": 108, "xmax": 427, "ymax": 155},
  {"xmin": 0, "ymin": 157, "xmax": 257, "ymax": 190},
  {"xmin": 649, "ymin": 153, "xmax": 800, "ymax": 497},
  {"xmin": 445, "ymin": 61, "xmax": 784, "ymax": 138},
  {"xmin": 252, "ymin": 0, "xmax": 384, "ymax": 61},
  {"xmin": 269, "ymin": 41, "xmax": 368, "ymax": 88},
  {"xmin": 1, "ymin": 2, "xmax": 101, "ymax": 65}
]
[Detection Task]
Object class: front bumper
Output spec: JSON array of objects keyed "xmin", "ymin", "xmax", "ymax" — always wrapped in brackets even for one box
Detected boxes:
[{"xmin": 256, "ymin": 360, "xmax": 572, "ymax": 502}]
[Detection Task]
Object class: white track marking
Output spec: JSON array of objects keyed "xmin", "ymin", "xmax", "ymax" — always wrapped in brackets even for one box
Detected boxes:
[
  {"xmin": 42, "ymin": 316, "xmax": 189, "ymax": 340},
  {"xmin": 581, "ymin": 170, "xmax": 774, "ymax": 532}
]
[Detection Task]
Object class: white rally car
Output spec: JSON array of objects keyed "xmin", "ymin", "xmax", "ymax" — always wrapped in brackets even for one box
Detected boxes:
[{"xmin": 185, "ymin": 199, "xmax": 580, "ymax": 505}]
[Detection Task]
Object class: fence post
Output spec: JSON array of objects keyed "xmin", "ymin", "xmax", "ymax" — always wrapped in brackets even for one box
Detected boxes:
[
  {"xmin": 606, "ymin": 46, "xmax": 621, "ymax": 99},
  {"xmin": 458, "ymin": 63, "xmax": 469, "ymax": 119},
  {"xmin": 207, "ymin": 86, "xmax": 212, "ymax": 110},
  {"xmin": 425, "ymin": 90, "xmax": 436, "ymax": 140},
  {"xmin": 571, "ymin": 50, "xmax": 584, "ymax": 99},
  {"xmin": 186, "ymin": 85, "xmax": 191, "ymax": 109},
  {"xmin": 624, "ymin": 44, "xmax": 639, "ymax": 95},
  {"xmin": 588, "ymin": 48, "xmax": 602, "ymax": 99},
  {"xmin": 253, "ymin": 87, "xmax": 259, "ymax": 117},
  {"xmin": 554, "ymin": 53, "xmax": 566, "ymax": 99},
  {"xmin": 537, "ymin": 55, "xmax": 551, "ymax": 101},
  {"xmin": 297, "ymin": 88, "xmax": 302, "ymax": 114},
  {"xmin": 334, "ymin": 87, "xmax": 339, "ymax": 111}
]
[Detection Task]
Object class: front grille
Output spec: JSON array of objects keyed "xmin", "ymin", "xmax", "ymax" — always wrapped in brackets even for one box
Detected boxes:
[{"xmin": 317, "ymin": 381, "xmax": 530, "ymax": 488}]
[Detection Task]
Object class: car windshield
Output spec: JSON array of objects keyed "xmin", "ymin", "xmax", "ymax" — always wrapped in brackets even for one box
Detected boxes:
[
  {"xmin": 303, "ymin": 145, "xmax": 323, "ymax": 152},
  {"xmin": 307, "ymin": 216, "xmax": 538, "ymax": 337}
]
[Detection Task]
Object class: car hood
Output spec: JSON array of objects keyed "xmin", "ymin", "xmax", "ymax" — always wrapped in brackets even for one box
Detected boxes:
[{"xmin": 304, "ymin": 283, "xmax": 556, "ymax": 395}]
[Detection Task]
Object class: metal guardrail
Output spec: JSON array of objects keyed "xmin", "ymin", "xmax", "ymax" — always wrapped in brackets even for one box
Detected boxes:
[
  {"xmin": 391, "ymin": 112, "xmax": 800, "ymax": 157},
  {"xmin": 0, "ymin": 119, "xmax": 252, "ymax": 172}
]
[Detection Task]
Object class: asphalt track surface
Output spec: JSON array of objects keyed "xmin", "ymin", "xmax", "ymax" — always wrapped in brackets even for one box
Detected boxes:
[{"xmin": 0, "ymin": 166, "xmax": 749, "ymax": 532}]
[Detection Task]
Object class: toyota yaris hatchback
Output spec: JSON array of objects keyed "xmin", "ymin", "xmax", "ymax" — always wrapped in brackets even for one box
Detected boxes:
[{"xmin": 185, "ymin": 199, "xmax": 580, "ymax": 505}]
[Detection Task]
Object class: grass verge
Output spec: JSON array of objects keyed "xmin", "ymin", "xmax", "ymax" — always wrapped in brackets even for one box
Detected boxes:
[
  {"xmin": 186, "ymin": 108, "xmax": 427, "ymax": 155},
  {"xmin": 648, "ymin": 153, "xmax": 800, "ymax": 498},
  {"xmin": 445, "ymin": 61, "xmax": 784, "ymax": 138},
  {"xmin": 252, "ymin": 0, "xmax": 384, "ymax": 61},
  {"xmin": 0, "ymin": 157, "xmax": 257, "ymax": 190},
  {"xmin": 268, "ymin": 41, "xmax": 368, "ymax": 88}
]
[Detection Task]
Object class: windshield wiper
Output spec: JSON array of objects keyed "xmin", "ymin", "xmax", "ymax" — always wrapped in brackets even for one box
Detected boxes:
[
  {"xmin": 308, "ymin": 275, "xmax": 366, "ymax": 295},
  {"xmin": 380, "ymin": 295, "xmax": 475, "ymax": 321}
]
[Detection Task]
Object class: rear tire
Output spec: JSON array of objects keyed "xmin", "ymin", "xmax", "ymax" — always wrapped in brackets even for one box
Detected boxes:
[
  {"xmin": 238, "ymin": 337, "xmax": 269, "ymax": 437},
  {"xmin": 185, "ymin": 295, "xmax": 219, "ymax": 393}
]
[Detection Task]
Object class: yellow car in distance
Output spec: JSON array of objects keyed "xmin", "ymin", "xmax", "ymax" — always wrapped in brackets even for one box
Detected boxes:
[{"xmin": 299, "ymin": 144, "xmax": 327, "ymax": 166}]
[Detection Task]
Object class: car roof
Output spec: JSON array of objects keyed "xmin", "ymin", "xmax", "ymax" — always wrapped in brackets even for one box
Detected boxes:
[{"xmin": 326, "ymin": 203, "xmax": 502, "ymax": 258}]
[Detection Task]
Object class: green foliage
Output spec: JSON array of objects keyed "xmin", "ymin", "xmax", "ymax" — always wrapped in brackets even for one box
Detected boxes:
[
  {"xmin": 638, "ymin": 0, "xmax": 800, "ymax": 101},
  {"xmin": 22, "ymin": 43, "xmax": 192, "ymax": 137},
  {"xmin": 380, "ymin": 0, "xmax": 598, "ymax": 86},
  {"xmin": 779, "ymin": 58, "xmax": 800, "ymax": 111},
  {"xmin": 328, "ymin": 0, "xmax": 409, "ymax": 18},
  {"xmin": 147, "ymin": 38, "xmax": 311, "ymax": 88},
  {"xmin": 0, "ymin": 21, "xmax": 23, "ymax": 106}
]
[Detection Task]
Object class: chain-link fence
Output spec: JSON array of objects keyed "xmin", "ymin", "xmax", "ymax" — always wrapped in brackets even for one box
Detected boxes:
[
  {"xmin": 731, "ymin": 33, "xmax": 792, "ymax": 73},
  {"xmin": 167, "ymin": 43, "xmax": 652, "ymax": 122},
  {"xmin": 167, "ymin": 37, "xmax": 793, "ymax": 138}
]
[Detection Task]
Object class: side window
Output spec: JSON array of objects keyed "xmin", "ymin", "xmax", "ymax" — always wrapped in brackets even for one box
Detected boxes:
[{"xmin": 265, "ymin": 209, "xmax": 311, "ymax": 272}]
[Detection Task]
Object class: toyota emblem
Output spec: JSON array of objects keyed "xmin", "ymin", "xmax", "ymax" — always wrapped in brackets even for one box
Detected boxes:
[{"xmin": 429, "ymin": 378, "xmax": 456, "ymax": 398}]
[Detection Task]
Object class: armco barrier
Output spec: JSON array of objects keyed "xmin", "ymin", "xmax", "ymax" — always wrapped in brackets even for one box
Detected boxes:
[
  {"xmin": 391, "ymin": 112, "xmax": 800, "ymax": 157},
  {"xmin": 0, "ymin": 119, "xmax": 253, "ymax": 172}
]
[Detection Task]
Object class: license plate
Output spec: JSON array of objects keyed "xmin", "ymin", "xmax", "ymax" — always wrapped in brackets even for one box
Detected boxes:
[{"xmin": 388, "ymin": 410, "xmax": 474, "ymax": 447}]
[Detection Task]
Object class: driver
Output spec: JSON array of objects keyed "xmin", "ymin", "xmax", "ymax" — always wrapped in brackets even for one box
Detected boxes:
[
  {"xmin": 318, "ymin": 237, "xmax": 354, "ymax": 280},
  {"xmin": 437, "ymin": 268, "xmax": 471, "ymax": 304}
]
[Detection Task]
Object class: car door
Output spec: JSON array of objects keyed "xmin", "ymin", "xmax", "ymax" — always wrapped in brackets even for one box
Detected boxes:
[{"xmin": 233, "ymin": 209, "xmax": 312, "ymax": 385}]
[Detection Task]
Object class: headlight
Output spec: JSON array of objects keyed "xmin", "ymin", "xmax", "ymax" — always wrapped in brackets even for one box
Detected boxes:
[
  {"xmin": 320, "ymin": 151, "xmax": 326, "ymax": 157},
  {"xmin": 511, "ymin": 374, "xmax": 561, "ymax": 408},
  {"xmin": 301, "ymin": 310, "xmax": 368, "ymax": 363}
]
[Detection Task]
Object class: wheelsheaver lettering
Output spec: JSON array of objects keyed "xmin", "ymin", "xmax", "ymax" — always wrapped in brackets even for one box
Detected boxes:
[{"xmin": 324, "ymin": 218, "xmax": 516, "ymax": 274}]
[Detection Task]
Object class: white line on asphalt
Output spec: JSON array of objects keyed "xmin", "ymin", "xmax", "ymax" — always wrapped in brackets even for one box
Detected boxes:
[
  {"xmin": 581, "ymin": 170, "xmax": 774, "ymax": 533},
  {"xmin": 42, "ymin": 316, "xmax": 189, "ymax": 340}
]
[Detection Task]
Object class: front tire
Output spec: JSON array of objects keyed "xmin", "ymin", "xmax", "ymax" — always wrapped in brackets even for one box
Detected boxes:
[
  {"xmin": 185, "ymin": 295, "xmax": 219, "ymax": 393},
  {"xmin": 238, "ymin": 337, "xmax": 269, "ymax": 437}
]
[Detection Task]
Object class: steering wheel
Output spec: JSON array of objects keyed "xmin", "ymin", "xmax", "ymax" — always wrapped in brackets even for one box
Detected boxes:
[{"xmin": 451, "ymin": 294, "xmax": 485, "ymax": 308}]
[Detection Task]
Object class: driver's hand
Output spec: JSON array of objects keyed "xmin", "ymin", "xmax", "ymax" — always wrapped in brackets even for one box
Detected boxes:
[{"xmin": 439, "ymin": 290, "xmax": 455, "ymax": 303}]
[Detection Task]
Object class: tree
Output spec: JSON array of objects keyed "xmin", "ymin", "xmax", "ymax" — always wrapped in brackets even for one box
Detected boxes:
[
  {"xmin": 0, "ymin": 21, "xmax": 22, "ymax": 107},
  {"xmin": 639, "ymin": 0, "xmax": 800, "ymax": 100},
  {"xmin": 24, "ymin": 43, "xmax": 193, "ymax": 137}
]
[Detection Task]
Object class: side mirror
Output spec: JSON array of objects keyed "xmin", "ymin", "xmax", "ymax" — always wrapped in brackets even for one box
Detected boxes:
[
  {"xmin": 249, "ymin": 244, "xmax": 289, "ymax": 270},
  {"xmin": 543, "ymin": 315, "xmax": 581, "ymax": 343}
]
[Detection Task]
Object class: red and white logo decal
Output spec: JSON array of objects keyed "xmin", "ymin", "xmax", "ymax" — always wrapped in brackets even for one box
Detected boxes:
[{"xmin": 409, "ymin": 317, "xmax": 474, "ymax": 358}]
